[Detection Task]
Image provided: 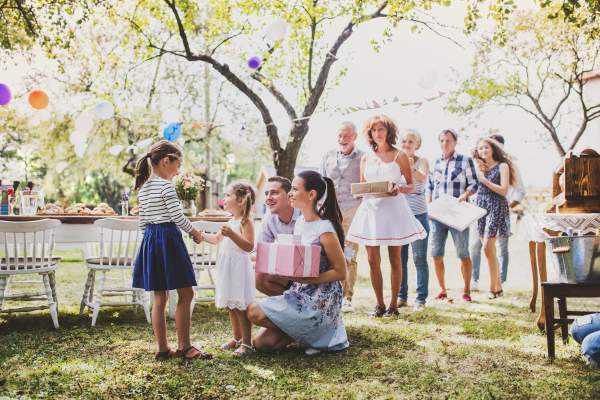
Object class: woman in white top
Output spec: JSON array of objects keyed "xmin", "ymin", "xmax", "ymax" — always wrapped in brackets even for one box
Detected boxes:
[
  {"xmin": 347, "ymin": 115, "xmax": 427, "ymax": 319},
  {"xmin": 248, "ymin": 170, "xmax": 349, "ymax": 355}
]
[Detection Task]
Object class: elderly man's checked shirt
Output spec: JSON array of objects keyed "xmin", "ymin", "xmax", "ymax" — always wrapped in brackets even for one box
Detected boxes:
[{"xmin": 428, "ymin": 151, "xmax": 479, "ymax": 200}]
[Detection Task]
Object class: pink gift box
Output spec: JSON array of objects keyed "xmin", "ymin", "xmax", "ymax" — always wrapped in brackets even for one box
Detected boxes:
[{"xmin": 255, "ymin": 242, "xmax": 320, "ymax": 277}]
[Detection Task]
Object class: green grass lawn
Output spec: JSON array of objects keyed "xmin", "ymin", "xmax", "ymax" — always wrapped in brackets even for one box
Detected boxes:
[{"xmin": 1, "ymin": 237, "xmax": 600, "ymax": 399}]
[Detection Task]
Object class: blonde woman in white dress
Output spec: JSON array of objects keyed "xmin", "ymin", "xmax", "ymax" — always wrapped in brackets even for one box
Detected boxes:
[{"xmin": 347, "ymin": 115, "xmax": 427, "ymax": 319}]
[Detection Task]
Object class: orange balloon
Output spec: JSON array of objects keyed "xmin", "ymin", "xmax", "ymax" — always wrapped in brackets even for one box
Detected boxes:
[{"xmin": 29, "ymin": 90, "xmax": 49, "ymax": 110}]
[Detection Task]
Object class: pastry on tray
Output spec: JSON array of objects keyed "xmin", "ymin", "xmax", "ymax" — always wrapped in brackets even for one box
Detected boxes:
[{"xmin": 130, "ymin": 206, "xmax": 139, "ymax": 215}]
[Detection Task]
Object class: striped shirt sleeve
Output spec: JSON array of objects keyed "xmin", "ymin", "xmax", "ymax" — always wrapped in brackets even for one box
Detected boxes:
[{"xmin": 160, "ymin": 181, "xmax": 194, "ymax": 233}]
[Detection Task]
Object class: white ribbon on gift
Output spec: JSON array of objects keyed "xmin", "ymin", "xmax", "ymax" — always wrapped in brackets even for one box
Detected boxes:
[{"xmin": 267, "ymin": 243, "xmax": 313, "ymax": 277}]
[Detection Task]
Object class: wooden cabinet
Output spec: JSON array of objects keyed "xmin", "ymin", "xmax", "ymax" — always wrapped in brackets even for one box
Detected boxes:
[{"xmin": 552, "ymin": 150, "xmax": 600, "ymax": 213}]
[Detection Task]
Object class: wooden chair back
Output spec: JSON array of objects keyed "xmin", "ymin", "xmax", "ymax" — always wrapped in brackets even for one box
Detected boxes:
[
  {"xmin": 185, "ymin": 221, "xmax": 227, "ymax": 268},
  {"xmin": 0, "ymin": 219, "xmax": 61, "ymax": 273},
  {"xmin": 91, "ymin": 218, "xmax": 142, "ymax": 269}
]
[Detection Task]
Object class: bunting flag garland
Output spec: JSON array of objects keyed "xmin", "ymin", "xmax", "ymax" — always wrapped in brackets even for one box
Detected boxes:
[
  {"xmin": 341, "ymin": 91, "xmax": 446, "ymax": 116},
  {"xmin": 191, "ymin": 122, "xmax": 202, "ymax": 129}
]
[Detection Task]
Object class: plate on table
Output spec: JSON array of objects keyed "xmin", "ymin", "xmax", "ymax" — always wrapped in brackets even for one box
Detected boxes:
[{"xmin": 197, "ymin": 210, "xmax": 231, "ymax": 217}]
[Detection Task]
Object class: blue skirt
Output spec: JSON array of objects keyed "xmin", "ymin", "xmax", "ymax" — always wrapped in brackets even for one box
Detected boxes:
[{"xmin": 132, "ymin": 222, "xmax": 197, "ymax": 291}]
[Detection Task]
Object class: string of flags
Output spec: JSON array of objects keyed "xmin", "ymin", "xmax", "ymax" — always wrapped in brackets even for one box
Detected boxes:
[{"xmin": 341, "ymin": 91, "xmax": 446, "ymax": 115}]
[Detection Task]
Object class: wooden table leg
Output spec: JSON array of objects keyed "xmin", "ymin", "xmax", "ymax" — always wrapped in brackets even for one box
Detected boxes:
[
  {"xmin": 544, "ymin": 286, "xmax": 555, "ymax": 358},
  {"xmin": 529, "ymin": 241, "xmax": 539, "ymax": 313},
  {"xmin": 537, "ymin": 242, "xmax": 547, "ymax": 332},
  {"xmin": 557, "ymin": 297, "xmax": 569, "ymax": 344}
]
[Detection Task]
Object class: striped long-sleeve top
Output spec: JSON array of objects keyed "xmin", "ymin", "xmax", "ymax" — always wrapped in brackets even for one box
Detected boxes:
[{"xmin": 137, "ymin": 177, "xmax": 194, "ymax": 234}]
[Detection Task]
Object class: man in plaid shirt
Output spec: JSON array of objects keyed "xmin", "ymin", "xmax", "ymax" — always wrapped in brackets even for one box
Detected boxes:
[{"xmin": 427, "ymin": 129, "xmax": 479, "ymax": 302}]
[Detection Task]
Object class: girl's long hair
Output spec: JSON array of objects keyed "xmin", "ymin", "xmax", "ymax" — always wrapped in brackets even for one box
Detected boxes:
[
  {"xmin": 134, "ymin": 140, "xmax": 184, "ymax": 191},
  {"xmin": 297, "ymin": 170, "xmax": 345, "ymax": 249},
  {"xmin": 473, "ymin": 137, "xmax": 516, "ymax": 186},
  {"xmin": 228, "ymin": 180, "xmax": 256, "ymax": 224}
]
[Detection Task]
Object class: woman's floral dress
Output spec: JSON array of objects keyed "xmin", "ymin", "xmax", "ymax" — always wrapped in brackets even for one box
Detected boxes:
[
  {"xmin": 476, "ymin": 163, "xmax": 510, "ymax": 238},
  {"xmin": 257, "ymin": 218, "xmax": 349, "ymax": 351}
]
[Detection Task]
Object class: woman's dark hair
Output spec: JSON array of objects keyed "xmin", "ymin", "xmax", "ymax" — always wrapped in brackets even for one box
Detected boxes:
[
  {"xmin": 228, "ymin": 179, "xmax": 256, "ymax": 224},
  {"xmin": 134, "ymin": 140, "xmax": 184, "ymax": 191},
  {"xmin": 473, "ymin": 137, "xmax": 516, "ymax": 186},
  {"xmin": 363, "ymin": 114, "xmax": 398, "ymax": 151},
  {"xmin": 296, "ymin": 170, "xmax": 345, "ymax": 250}
]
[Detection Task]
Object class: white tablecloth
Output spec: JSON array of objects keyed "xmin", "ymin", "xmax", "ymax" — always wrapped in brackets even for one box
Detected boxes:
[{"xmin": 517, "ymin": 213, "xmax": 600, "ymax": 242}]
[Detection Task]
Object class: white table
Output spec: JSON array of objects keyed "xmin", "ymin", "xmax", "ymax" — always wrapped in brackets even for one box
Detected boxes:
[{"xmin": 517, "ymin": 213, "xmax": 600, "ymax": 330}]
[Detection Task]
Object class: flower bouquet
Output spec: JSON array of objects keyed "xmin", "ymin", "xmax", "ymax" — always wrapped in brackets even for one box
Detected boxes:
[{"xmin": 173, "ymin": 173, "xmax": 205, "ymax": 216}]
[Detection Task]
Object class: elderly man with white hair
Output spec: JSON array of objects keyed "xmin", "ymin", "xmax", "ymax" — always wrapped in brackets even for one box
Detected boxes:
[{"xmin": 319, "ymin": 121, "xmax": 365, "ymax": 313}]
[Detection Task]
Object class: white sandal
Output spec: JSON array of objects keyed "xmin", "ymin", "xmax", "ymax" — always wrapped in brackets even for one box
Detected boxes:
[
  {"xmin": 232, "ymin": 343, "xmax": 255, "ymax": 356},
  {"xmin": 219, "ymin": 338, "xmax": 241, "ymax": 350}
]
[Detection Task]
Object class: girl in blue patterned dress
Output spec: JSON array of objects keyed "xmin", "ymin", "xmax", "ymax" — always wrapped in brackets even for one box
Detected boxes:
[
  {"xmin": 473, "ymin": 137, "xmax": 516, "ymax": 299},
  {"xmin": 247, "ymin": 170, "xmax": 349, "ymax": 355}
]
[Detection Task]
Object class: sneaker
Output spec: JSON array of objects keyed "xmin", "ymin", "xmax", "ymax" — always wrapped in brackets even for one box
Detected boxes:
[
  {"xmin": 341, "ymin": 298, "xmax": 355, "ymax": 313},
  {"xmin": 413, "ymin": 303, "xmax": 426, "ymax": 312},
  {"xmin": 501, "ymin": 282, "xmax": 506, "ymax": 292},
  {"xmin": 460, "ymin": 293, "xmax": 472, "ymax": 302},
  {"xmin": 305, "ymin": 348, "xmax": 321, "ymax": 356},
  {"xmin": 471, "ymin": 280, "xmax": 480, "ymax": 291},
  {"xmin": 433, "ymin": 291, "xmax": 448, "ymax": 300},
  {"xmin": 397, "ymin": 300, "xmax": 409, "ymax": 307}
]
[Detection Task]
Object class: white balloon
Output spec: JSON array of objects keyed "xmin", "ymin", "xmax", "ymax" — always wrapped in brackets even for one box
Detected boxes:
[
  {"xmin": 109, "ymin": 145, "xmax": 125, "ymax": 156},
  {"xmin": 266, "ymin": 20, "xmax": 288, "ymax": 41},
  {"xmin": 177, "ymin": 137, "xmax": 185, "ymax": 146},
  {"xmin": 38, "ymin": 109, "xmax": 51, "ymax": 121},
  {"xmin": 30, "ymin": 117, "xmax": 41, "ymax": 127},
  {"xmin": 74, "ymin": 143, "xmax": 88, "ymax": 158},
  {"xmin": 75, "ymin": 112, "xmax": 94, "ymax": 134},
  {"xmin": 457, "ymin": 93, "xmax": 472, "ymax": 107},
  {"xmin": 137, "ymin": 138, "xmax": 153, "ymax": 148},
  {"xmin": 55, "ymin": 161, "xmax": 69, "ymax": 173},
  {"xmin": 162, "ymin": 107, "xmax": 182, "ymax": 124},
  {"xmin": 158, "ymin": 124, "xmax": 165, "ymax": 138},
  {"xmin": 69, "ymin": 131, "xmax": 87, "ymax": 146},
  {"xmin": 418, "ymin": 70, "xmax": 438, "ymax": 90},
  {"xmin": 125, "ymin": 145, "xmax": 139, "ymax": 154}
]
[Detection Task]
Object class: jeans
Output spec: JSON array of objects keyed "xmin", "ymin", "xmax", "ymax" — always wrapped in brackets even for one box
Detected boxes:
[
  {"xmin": 571, "ymin": 313, "xmax": 600, "ymax": 368},
  {"xmin": 398, "ymin": 213, "xmax": 430, "ymax": 304},
  {"xmin": 470, "ymin": 232, "xmax": 510, "ymax": 282}
]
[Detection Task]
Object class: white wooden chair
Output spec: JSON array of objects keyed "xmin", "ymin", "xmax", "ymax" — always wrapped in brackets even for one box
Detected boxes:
[
  {"xmin": 185, "ymin": 221, "xmax": 226, "ymax": 314},
  {"xmin": 0, "ymin": 219, "xmax": 61, "ymax": 328},
  {"xmin": 79, "ymin": 218, "xmax": 150, "ymax": 326}
]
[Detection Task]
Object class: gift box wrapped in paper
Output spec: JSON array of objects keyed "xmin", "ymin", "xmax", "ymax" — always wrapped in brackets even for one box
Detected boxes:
[
  {"xmin": 255, "ymin": 234, "xmax": 320, "ymax": 277},
  {"xmin": 351, "ymin": 180, "xmax": 394, "ymax": 195}
]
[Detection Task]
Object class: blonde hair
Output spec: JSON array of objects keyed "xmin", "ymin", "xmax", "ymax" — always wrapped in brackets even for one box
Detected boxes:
[
  {"xmin": 400, "ymin": 129, "xmax": 422, "ymax": 150},
  {"xmin": 227, "ymin": 180, "xmax": 256, "ymax": 223}
]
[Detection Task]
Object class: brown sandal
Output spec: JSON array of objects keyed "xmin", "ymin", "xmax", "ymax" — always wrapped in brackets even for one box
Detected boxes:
[
  {"xmin": 178, "ymin": 346, "xmax": 213, "ymax": 360},
  {"xmin": 155, "ymin": 348, "xmax": 176, "ymax": 360}
]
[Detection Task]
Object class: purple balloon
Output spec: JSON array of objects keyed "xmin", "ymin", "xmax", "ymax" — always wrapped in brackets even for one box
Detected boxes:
[
  {"xmin": 247, "ymin": 56, "xmax": 261, "ymax": 70},
  {"xmin": 0, "ymin": 83, "xmax": 11, "ymax": 106}
]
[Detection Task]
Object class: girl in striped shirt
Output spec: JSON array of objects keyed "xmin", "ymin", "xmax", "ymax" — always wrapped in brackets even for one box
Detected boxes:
[{"xmin": 132, "ymin": 140, "xmax": 212, "ymax": 361}]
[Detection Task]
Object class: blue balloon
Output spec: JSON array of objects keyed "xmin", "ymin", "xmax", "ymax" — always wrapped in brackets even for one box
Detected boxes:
[
  {"xmin": 163, "ymin": 122, "xmax": 182, "ymax": 141},
  {"xmin": 94, "ymin": 100, "xmax": 114, "ymax": 120}
]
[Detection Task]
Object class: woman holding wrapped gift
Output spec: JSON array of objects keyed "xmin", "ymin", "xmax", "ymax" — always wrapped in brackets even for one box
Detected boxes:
[
  {"xmin": 347, "ymin": 115, "xmax": 427, "ymax": 319},
  {"xmin": 472, "ymin": 136, "xmax": 515, "ymax": 299},
  {"xmin": 247, "ymin": 170, "xmax": 349, "ymax": 356}
]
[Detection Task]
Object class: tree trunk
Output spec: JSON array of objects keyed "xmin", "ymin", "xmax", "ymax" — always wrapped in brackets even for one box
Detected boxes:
[{"xmin": 273, "ymin": 124, "xmax": 309, "ymax": 180}]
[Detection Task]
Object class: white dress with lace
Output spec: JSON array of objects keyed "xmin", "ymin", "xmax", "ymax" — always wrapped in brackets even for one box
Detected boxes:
[{"xmin": 215, "ymin": 218, "xmax": 256, "ymax": 310}]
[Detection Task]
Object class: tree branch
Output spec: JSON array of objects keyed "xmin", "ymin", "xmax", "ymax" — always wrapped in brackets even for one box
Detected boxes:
[{"xmin": 251, "ymin": 71, "xmax": 298, "ymax": 120}]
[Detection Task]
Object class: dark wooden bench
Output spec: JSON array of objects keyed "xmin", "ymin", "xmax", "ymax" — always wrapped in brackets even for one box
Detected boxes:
[{"xmin": 542, "ymin": 279, "xmax": 600, "ymax": 358}]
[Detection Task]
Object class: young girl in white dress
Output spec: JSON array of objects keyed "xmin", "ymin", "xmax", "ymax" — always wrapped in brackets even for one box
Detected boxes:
[{"xmin": 201, "ymin": 180, "xmax": 256, "ymax": 356}]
